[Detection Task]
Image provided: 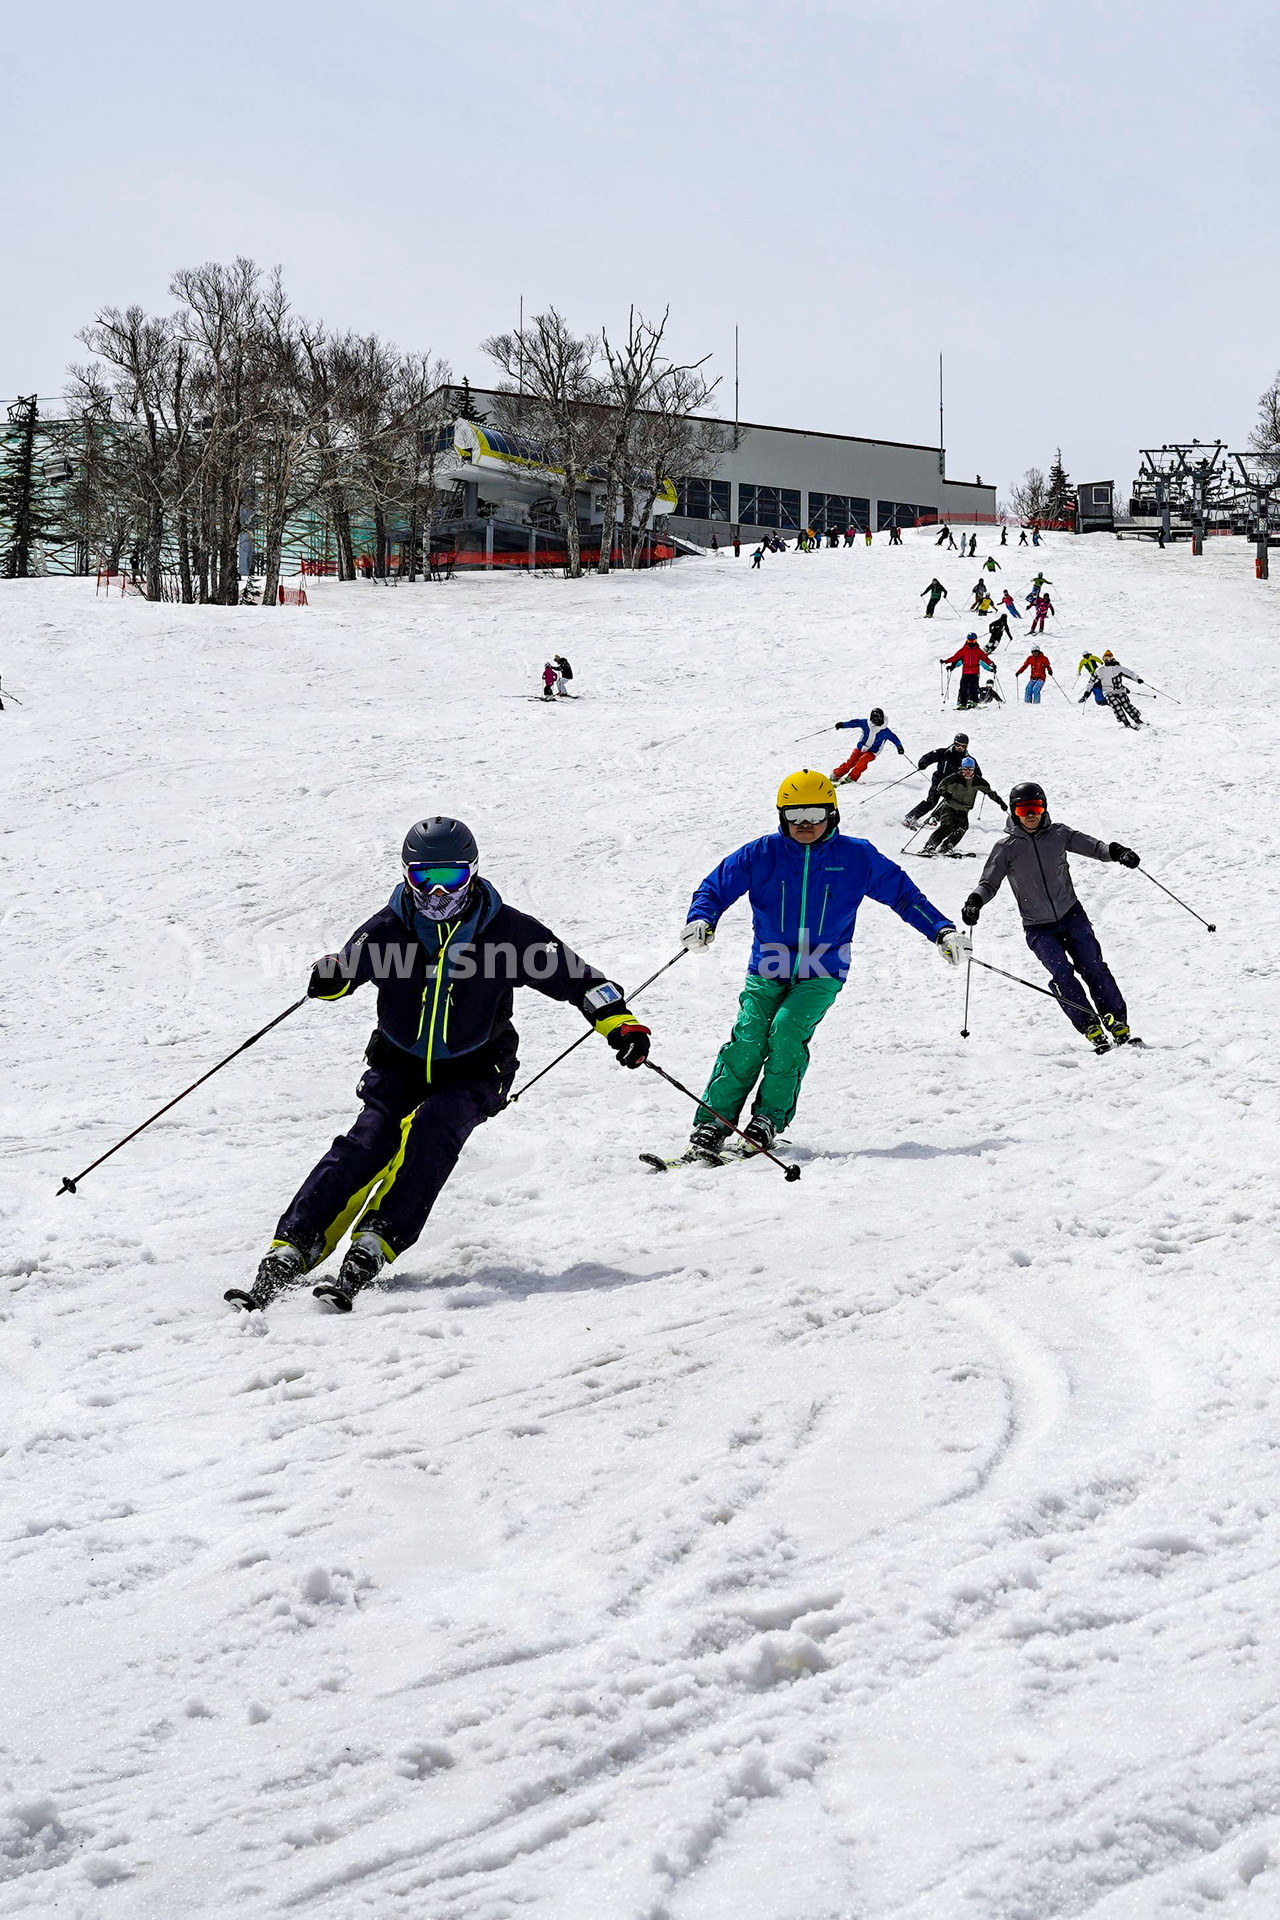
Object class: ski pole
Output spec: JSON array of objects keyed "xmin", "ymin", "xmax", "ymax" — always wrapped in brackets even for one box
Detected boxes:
[
  {"xmin": 57, "ymin": 996, "xmax": 308, "ymax": 1194},
  {"xmin": 1049, "ymin": 674, "xmax": 1075, "ymax": 706},
  {"xmin": 643, "ymin": 1059, "xmax": 800, "ymax": 1180},
  {"xmin": 841, "ymin": 763, "xmax": 920, "ymax": 806},
  {"xmin": 968, "ymin": 955, "xmax": 1093, "ymax": 1023},
  {"xmin": 1137, "ymin": 866, "xmax": 1216, "ymax": 932},
  {"xmin": 1138, "ymin": 678, "xmax": 1181, "ymax": 705},
  {"xmin": 507, "ymin": 948, "xmax": 688, "ymax": 1104},
  {"xmin": 960, "ymin": 954, "xmax": 974, "ymax": 1037},
  {"xmin": 0, "ymin": 685, "xmax": 22, "ymax": 706},
  {"xmin": 792, "ymin": 726, "xmax": 832, "ymax": 744}
]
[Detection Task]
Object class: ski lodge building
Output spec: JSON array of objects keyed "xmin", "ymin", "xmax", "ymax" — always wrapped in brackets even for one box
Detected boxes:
[{"xmin": 444, "ymin": 386, "xmax": 996, "ymax": 564}]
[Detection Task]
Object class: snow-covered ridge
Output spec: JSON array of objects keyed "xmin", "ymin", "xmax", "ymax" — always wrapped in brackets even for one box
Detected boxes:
[{"xmin": 1, "ymin": 534, "xmax": 1277, "ymax": 1916}]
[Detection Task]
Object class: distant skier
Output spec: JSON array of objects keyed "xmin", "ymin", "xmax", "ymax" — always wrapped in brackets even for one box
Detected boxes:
[
  {"xmin": 1000, "ymin": 525, "xmax": 1009, "ymax": 546},
  {"xmin": 553, "ymin": 654, "xmax": 574, "ymax": 696},
  {"xmin": 751, "ymin": 545, "xmax": 764, "ymax": 568},
  {"xmin": 889, "ymin": 524, "xmax": 903, "ymax": 545},
  {"xmin": 228, "ymin": 818, "xmax": 652, "ymax": 1312},
  {"xmin": 1029, "ymin": 592, "xmax": 1055, "ymax": 636},
  {"xmin": 941, "ymin": 632, "xmax": 998, "ymax": 710},
  {"xmin": 970, "ymin": 578, "xmax": 988, "ymax": 611},
  {"xmin": 935, "ymin": 523, "xmax": 951, "ymax": 547},
  {"xmin": 1082, "ymin": 650, "xmax": 1145, "ymax": 727},
  {"xmin": 983, "ymin": 554, "xmax": 1001, "ymax": 572},
  {"xmin": 903, "ymin": 731, "xmax": 983, "ymax": 827},
  {"xmin": 1078, "ymin": 650, "xmax": 1106, "ymax": 704},
  {"xmin": 1026, "ymin": 571, "xmax": 1052, "ymax": 602},
  {"xmin": 831, "ymin": 706, "xmax": 906, "ymax": 784},
  {"xmin": 1000, "ymin": 588, "xmax": 1021, "ymax": 618},
  {"xmin": 922, "ymin": 578, "xmax": 948, "ymax": 618},
  {"xmin": 919, "ymin": 757, "xmax": 1007, "ymax": 858},
  {"xmin": 1016, "ymin": 645, "xmax": 1053, "ymax": 702},
  {"xmin": 961, "ymin": 783, "xmax": 1141, "ymax": 1053},
  {"xmin": 541, "ymin": 662, "xmax": 558, "ymax": 700},
  {"xmin": 968, "ymin": 533, "xmax": 978, "ymax": 556},
  {"xmin": 987, "ymin": 611, "xmax": 1012, "ymax": 649},
  {"xmin": 677, "ymin": 772, "xmax": 963, "ymax": 1156},
  {"xmin": 1018, "ymin": 528, "xmax": 1029, "ymax": 546}
]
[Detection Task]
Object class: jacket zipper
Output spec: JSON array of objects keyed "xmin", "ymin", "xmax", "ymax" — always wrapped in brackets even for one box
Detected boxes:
[
  {"xmin": 817, "ymin": 884, "xmax": 830, "ymax": 937},
  {"xmin": 421, "ymin": 923, "xmax": 458, "ymax": 1084},
  {"xmin": 794, "ymin": 848, "xmax": 811, "ymax": 979}
]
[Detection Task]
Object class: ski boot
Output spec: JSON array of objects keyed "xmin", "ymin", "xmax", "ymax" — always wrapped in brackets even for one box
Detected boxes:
[
  {"xmin": 742, "ymin": 1115, "xmax": 777, "ymax": 1154},
  {"xmin": 1104, "ymin": 1013, "xmax": 1140, "ymax": 1047},
  {"xmin": 225, "ymin": 1239, "xmax": 311, "ymax": 1312},
  {"xmin": 1084, "ymin": 1022, "xmax": 1111, "ymax": 1056},
  {"xmin": 688, "ymin": 1122, "xmax": 730, "ymax": 1162},
  {"xmin": 313, "ymin": 1232, "xmax": 389, "ymax": 1312}
]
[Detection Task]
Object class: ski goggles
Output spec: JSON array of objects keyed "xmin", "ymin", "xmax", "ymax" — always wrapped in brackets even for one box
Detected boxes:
[
  {"xmin": 1012, "ymin": 799, "xmax": 1045, "ymax": 819},
  {"xmin": 782, "ymin": 805, "xmax": 832, "ymax": 825},
  {"xmin": 404, "ymin": 862, "xmax": 474, "ymax": 893}
]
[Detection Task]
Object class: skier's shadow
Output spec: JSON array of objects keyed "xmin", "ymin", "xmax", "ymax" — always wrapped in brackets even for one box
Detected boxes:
[
  {"xmin": 791, "ymin": 1135, "xmax": 1009, "ymax": 1166},
  {"xmin": 385, "ymin": 1261, "xmax": 679, "ymax": 1303}
]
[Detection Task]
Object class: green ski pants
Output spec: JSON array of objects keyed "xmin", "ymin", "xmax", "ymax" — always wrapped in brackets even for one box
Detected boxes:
[{"xmin": 697, "ymin": 974, "xmax": 843, "ymax": 1133}]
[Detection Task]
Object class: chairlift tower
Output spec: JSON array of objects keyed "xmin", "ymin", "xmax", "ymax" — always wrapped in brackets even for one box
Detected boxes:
[
  {"xmin": 1226, "ymin": 451, "xmax": 1280, "ymax": 580},
  {"xmin": 1137, "ymin": 442, "xmax": 1226, "ymax": 552}
]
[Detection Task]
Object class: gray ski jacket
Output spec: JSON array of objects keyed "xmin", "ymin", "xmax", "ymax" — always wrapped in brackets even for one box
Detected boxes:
[{"xmin": 972, "ymin": 815, "xmax": 1114, "ymax": 926}]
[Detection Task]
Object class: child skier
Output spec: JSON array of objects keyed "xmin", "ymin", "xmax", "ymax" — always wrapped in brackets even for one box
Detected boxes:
[
  {"xmin": 1016, "ymin": 645, "xmax": 1053, "ymax": 702},
  {"xmin": 922, "ymin": 578, "xmax": 948, "ymax": 617},
  {"xmin": 961, "ymin": 784, "xmax": 1141, "ymax": 1053},
  {"xmin": 941, "ymin": 632, "xmax": 998, "ymax": 710},
  {"xmin": 1029, "ymin": 592, "xmax": 1055, "ymax": 636},
  {"xmin": 918, "ymin": 757, "xmax": 1006, "ymax": 857},
  {"xmin": 1000, "ymin": 589, "xmax": 1021, "ymax": 618},
  {"xmin": 1078, "ymin": 650, "xmax": 1107, "ymax": 704},
  {"xmin": 832, "ymin": 707, "xmax": 906, "ymax": 784},
  {"xmin": 228, "ymin": 818, "xmax": 652, "ymax": 1312},
  {"xmin": 677, "ymin": 772, "xmax": 963, "ymax": 1154},
  {"xmin": 541, "ymin": 662, "xmax": 558, "ymax": 700},
  {"xmin": 904, "ymin": 731, "xmax": 983, "ymax": 827}
]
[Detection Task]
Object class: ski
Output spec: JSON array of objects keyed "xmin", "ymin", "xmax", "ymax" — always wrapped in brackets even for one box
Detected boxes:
[
  {"xmin": 223, "ymin": 1288, "xmax": 261, "ymax": 1312},
  {"xmin": 640, "ymin": 1148, "xmax": 734, "ymax": 1172}
]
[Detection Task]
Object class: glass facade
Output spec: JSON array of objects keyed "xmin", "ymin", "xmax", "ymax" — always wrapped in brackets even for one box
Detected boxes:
[
  {"xmin": 738, "ymin": 484, "xmax": 802, "ymax": 530},
  {"xmin": 877, "ymin": 500, "xmax": 931, "ymax": 530},
  {"xmin": 808, "ymin": 492, "xmax": 870, "ymax": 532},
  {"xmin": 676, "ymin": 478, "xmax": 732, "ymax": 521}
]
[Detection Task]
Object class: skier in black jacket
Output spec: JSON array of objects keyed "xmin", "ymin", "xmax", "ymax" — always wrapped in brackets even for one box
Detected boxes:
[
  {"xmin": 903, "ymin": 732, "xmax": 983, "ymax": 826},
  {"xmin": 227, "ymin": 817, "xmax": 651, "ymax": 1313}
]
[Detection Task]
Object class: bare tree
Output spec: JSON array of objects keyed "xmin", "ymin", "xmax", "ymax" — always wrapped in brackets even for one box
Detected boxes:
[
  {"xmin": 1008, "ymin": 466, "xmax": 1048, "ymax": 525},
  {"xmin": 621, "ymin": 367, "xmax": 725, "ymax": 567},
  {"xmin": 1250, "ymin": 372, "xmax": 1280, "ymax": 455},
  {"xmin": 482, "ymin": 310, "xmax": 601, "ymax": 577}
]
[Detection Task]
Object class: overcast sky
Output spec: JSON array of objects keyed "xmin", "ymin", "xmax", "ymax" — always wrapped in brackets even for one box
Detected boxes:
[{"xmin": 3, "ymin": 0, "xmax": 1276, "ymax": 498}]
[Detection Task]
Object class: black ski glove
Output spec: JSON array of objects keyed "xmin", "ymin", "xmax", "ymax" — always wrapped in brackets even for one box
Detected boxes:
[
  {"xmin": 898, "ymin": 747, "xmax": 906, "ymax": 756},
  {"xmin": 607, "ymin": 1022, "xmax": 651, "ymax": 1068},
  {"xmin": 961, "ymin": 893, "xmax": 983, "ymax": 926},
  {"xmin": 1109, "ymin": 843, "xmax": 1140, "ymax": 868},
  {"xmin": 307, "ymin": 955, "xmax": 347, "ymax": 998}
]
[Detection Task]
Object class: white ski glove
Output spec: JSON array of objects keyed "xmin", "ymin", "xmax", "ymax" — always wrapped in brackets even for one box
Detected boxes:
[
  {"xmin": 681, "ymin": 919, "xmax": 716, "ymax": 952},
  {"xmin": 936, "ymin": 926, "xmax": 972, "ymax": 967}
]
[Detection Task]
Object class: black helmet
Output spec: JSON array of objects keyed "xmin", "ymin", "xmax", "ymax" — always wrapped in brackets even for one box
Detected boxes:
[
  {"xmin": 1008, "ymin": 780, "xmax": 1048, "ymax": 823},
  {"xmin": 401, "ymin": 817, "xmax": 479, "ymax": 920},
  {"xmin": 869, "ymin": 707, "xmax": 885, "ymax": 726},
  {"xmin": 402, "ymin": 817, "xmax": 478, "ymax": 868}
]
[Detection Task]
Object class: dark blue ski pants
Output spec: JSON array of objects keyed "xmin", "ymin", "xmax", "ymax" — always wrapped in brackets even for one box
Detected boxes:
[
  {"xmin": 276, "ymin": 1043, "xmax": 509, "ymax": 1262},
  {"xmin": 1024, "ymin": 903, "xmax": 1126, "ymax": 1035}
]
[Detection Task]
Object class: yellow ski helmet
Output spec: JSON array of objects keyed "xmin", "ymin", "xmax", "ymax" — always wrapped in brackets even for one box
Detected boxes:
[
  {"xmin": 776, "ymin": 769, "xmax": 837, "ymax": 809},
  {"xmin": 776, "ymin": 769, "xmax": 839, "ymax": 840}
]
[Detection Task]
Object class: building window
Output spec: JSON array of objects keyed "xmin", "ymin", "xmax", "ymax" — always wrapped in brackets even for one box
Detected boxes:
[
  {"xmin": 1092, "ymin": 485, "xmax": 1111, "ymax": 507},
  {"xmin": 877, "ymin": 500, "xmax": 930, "ymax": 530},
  {"xmin": 738, "ymin": 484, "xmax": 801, "ymax": 530},
  {"xmin": 676, "ymin": 478, "xmax": 731, "ymax": 521},
  {"xmin": 808, "ymin": 492, "xmax": 870, "ymax": 532}
]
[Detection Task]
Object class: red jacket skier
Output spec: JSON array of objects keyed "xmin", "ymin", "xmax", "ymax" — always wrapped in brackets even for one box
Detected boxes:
[
  {"xmin": 1016, "ymin": 646, "xmax": 1052, "ymax": 702},
  {"xmin": 941, "ymin": 634, "xmax": 997, "ymax": 711}
]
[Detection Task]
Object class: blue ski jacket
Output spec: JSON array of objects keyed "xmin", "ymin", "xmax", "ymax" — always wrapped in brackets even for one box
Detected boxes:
[
  {"xmin": 686, "ymin": 829, "xmax": 950, "ymax": 982},
  {"xmin": 834, "ymin": 718, "xmax": 904, "ymax": 756}
]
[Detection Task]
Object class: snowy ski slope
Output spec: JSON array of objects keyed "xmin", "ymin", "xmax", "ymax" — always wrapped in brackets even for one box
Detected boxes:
[{"xmin": 2, "ymin": 532, "xmax": 1278, "ymax": 1917}]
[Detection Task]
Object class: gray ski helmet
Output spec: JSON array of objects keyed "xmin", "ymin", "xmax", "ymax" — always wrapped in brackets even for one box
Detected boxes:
[
  {"xmin": 401, "ymin": 817, "xmax": 478, "ymax": 870},
  {"xmin": 870, "ymin": 707, "xmax": 885, "ymax": 726}
]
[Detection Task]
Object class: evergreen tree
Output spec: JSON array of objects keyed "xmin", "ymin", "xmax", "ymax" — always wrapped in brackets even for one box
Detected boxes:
[
  {"xmin": 0, "ymin": 396, "xmax": 57, "ymax": 577},
  {"xmin": 1045, "ymin": 448, "xmax": 1074, "ymax": 527},
  {"xmin": 452, "ymin": 377, "xmax": 488, "ymax": 423}
]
